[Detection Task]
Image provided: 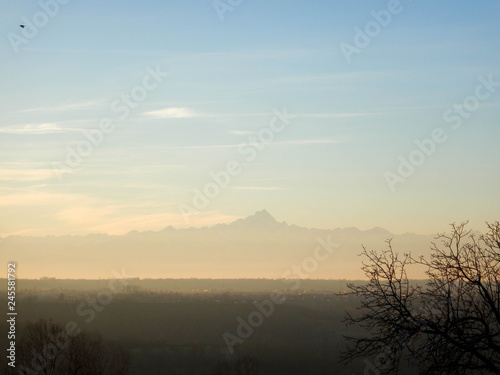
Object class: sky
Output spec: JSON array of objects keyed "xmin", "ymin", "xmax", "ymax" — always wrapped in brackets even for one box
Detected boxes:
[{"xmin": 1, "ymin": 0, "xmax": 499, "ymax": 237}]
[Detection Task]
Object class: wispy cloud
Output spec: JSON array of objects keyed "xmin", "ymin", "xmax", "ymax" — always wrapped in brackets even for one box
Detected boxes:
[
  {"xmin": 299, "ymin": 112, "xmax": 380, "ymax": 118},
  {"xmin": 18, "ymin": 48, "xmax": 313, "ymax": 61},
  {"xmin": 228, "ymin": 130, "xmax": 255, "ymax": 135},
  {"xmin": 142, "ymin": 107, "xmax": 277, "ymax": 120},
  {"xmin": 159, "ymin": 144, "xmax": 236, "ymax": 150},
  {"xmin": 0, "ymin": 123, "xmax": 90, "ymax": 135},
  {"xmin": 158, "ymin": 138, "xmax": 346, "ymax": 149},
  {"xmin": 14, "ymin": 100, "xmax": 104, "ymax": 114},
  {"xmin": 229, "ymin": 186, "xmax": 287, "ymax": 190},
  {"xmin": 270, "ymin": 72, "xmax": 390, "ymax": 86},
  {"xmin": 87, "ymin": 211, "xmax": 241, "ymax": 234},
  {"xmin": 0, "ymin": 192, "xmax": 84, "ymax": 207},
  {"xmin": 143, "ymin": 108, "xmax": 379, "ymax": 121},
  {"xmin": 0, "ymin": 169, "xmax": 54, "ymax": 181},
  {"xmin": 143, "ymin": 107, "xmax": 198, "ymax": 119},
  {"xmin": 277, "ymin": 139, "xmax": 346, "ymax": 145},
  {"xmin": 56, "ymin": 205, "xmax": 117, "ymax": 225}
]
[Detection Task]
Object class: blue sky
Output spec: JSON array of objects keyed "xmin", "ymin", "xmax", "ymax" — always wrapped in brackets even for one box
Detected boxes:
[{"xmin": 1, "ymin": 0, "xmax": 499, "ymax": 236}]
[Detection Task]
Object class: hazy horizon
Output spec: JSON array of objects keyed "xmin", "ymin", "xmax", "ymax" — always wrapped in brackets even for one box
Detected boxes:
[
  {"xmin": 0, "ymin": 208, "xmax": 472, "ymax": 239},
  {"xmin": 2, "ymin": 209, "xmax": 444, "ymax": 279}
]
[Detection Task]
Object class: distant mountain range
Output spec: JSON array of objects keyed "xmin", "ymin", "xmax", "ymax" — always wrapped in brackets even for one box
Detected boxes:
[{"xmin": 2, "ymin": 210, "xmax": 437, "ymax": 280}]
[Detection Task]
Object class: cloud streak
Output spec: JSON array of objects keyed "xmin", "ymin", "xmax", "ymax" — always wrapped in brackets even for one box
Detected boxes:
[
  {"xmin": 14, "ymin": 100, "xmax": 104, "ymax": 114},
  {"xmin": 0, "ymin": 169, "xmax": 55, "ymax": 181},
  {"xmin": 229, "ymin": 186, "xmax": 287, "ymax": 190},
  {"xmin": 299, "ymin": 112, "xmax": 381, "ymax": 118},
  {"xmin": 143, "ymin": 107, "xmax": 198, "ymax": 119},
  {"xmin": 142, "ymin": 108, "xmax": 376, "ymax": 120},
  {"xmin": 157, "ymin": 138, "xmax": 347, "ymax": 149},
  {"xmin": 0, "ymin": 123, "xmax": 91, "ymax": 135}
]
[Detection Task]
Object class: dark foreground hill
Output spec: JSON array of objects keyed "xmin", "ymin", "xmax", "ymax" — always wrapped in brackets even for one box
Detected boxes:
[{"xmin": 0, "ymin": 290, "xmax": 422, "ymax": 375}]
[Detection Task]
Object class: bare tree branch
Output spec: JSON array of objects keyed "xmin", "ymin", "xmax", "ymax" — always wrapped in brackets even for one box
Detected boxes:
[{"xmin": 341, "ymin": 221, "xmax": 500, "ymax": 375}]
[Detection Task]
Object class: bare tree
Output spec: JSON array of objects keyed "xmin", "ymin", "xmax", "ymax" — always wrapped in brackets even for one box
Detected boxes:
[
  {"xmin": 210, "ymin": 355, "xmax": 260, "ymax": 375},
  {"xmin": 6, "ymin": 319, "xmax": 130, "ymax": 375},
  {"xmin": 341, "ymin": 221, "xmax": 500, "ymax": 375},
  {"xmin": 211, "ymin": 361, "xmax": 231, "ymax": 375},
  {"xmin": 105, "ymin": 343, "xmax": 130, "ymax": 375},
  {"xmin": 16, "ymin": 319, "xmax": 66, "ymax": 375},
  {"xmin": 235, "ymin": 355, "xmax": 260, "ymax": 375},
  {"xmin": 63, "ymin": 332, "xmax": 107, "ymax": 375}
]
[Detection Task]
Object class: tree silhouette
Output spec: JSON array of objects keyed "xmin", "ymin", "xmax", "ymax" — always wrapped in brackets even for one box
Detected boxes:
[
  {"xmin": 211, "ymin": 361, "xmax": 231, "ymax": 375},
  {"xmin": 2, "ymin": 319, "xmax": 129, "ymax": 375},
  {"xmin": 342, "ymin": 221, "xmax": 500, "ymax": 375},
  {"xmin": 235, "ymin": 355, "xmax": 260, "ymax": 375},
  {"xmin": 210, "ymin": 355, "xmax": 260, "ymax": 375}
]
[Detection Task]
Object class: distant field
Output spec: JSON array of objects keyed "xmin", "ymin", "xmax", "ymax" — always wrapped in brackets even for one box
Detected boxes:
[
  {"xmin": 0, "ymin": 283, "xmax": 424, "ymax": 374},
  {"xmin": 0, "ymin": 277, "xmax": 411, "ymax": 293}
]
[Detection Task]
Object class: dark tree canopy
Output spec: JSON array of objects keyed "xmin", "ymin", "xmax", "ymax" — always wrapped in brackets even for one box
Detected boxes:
[
  {"xmin": 342, "ymin": 221, "xmax": 500, "ymax": 375},
  {"xmin": 1, "ymin": 319, "xmax": 129, "ymax": 375},
  {"xmin": 211, "ymin": 354, "xmax": 260, "ymax": 375}
]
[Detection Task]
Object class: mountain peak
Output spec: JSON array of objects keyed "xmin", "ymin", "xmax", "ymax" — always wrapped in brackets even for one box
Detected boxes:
[
  {"xmin": 366, "ymin": 226, "xmax": 392, "ymax": 236},
  {"xmin": 228, "ymin": 210, "xmax": 284, "ymax": 229},
  {"xmin": 253, "ymin": 209, "xmax": 274, "ymax": 220}
]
